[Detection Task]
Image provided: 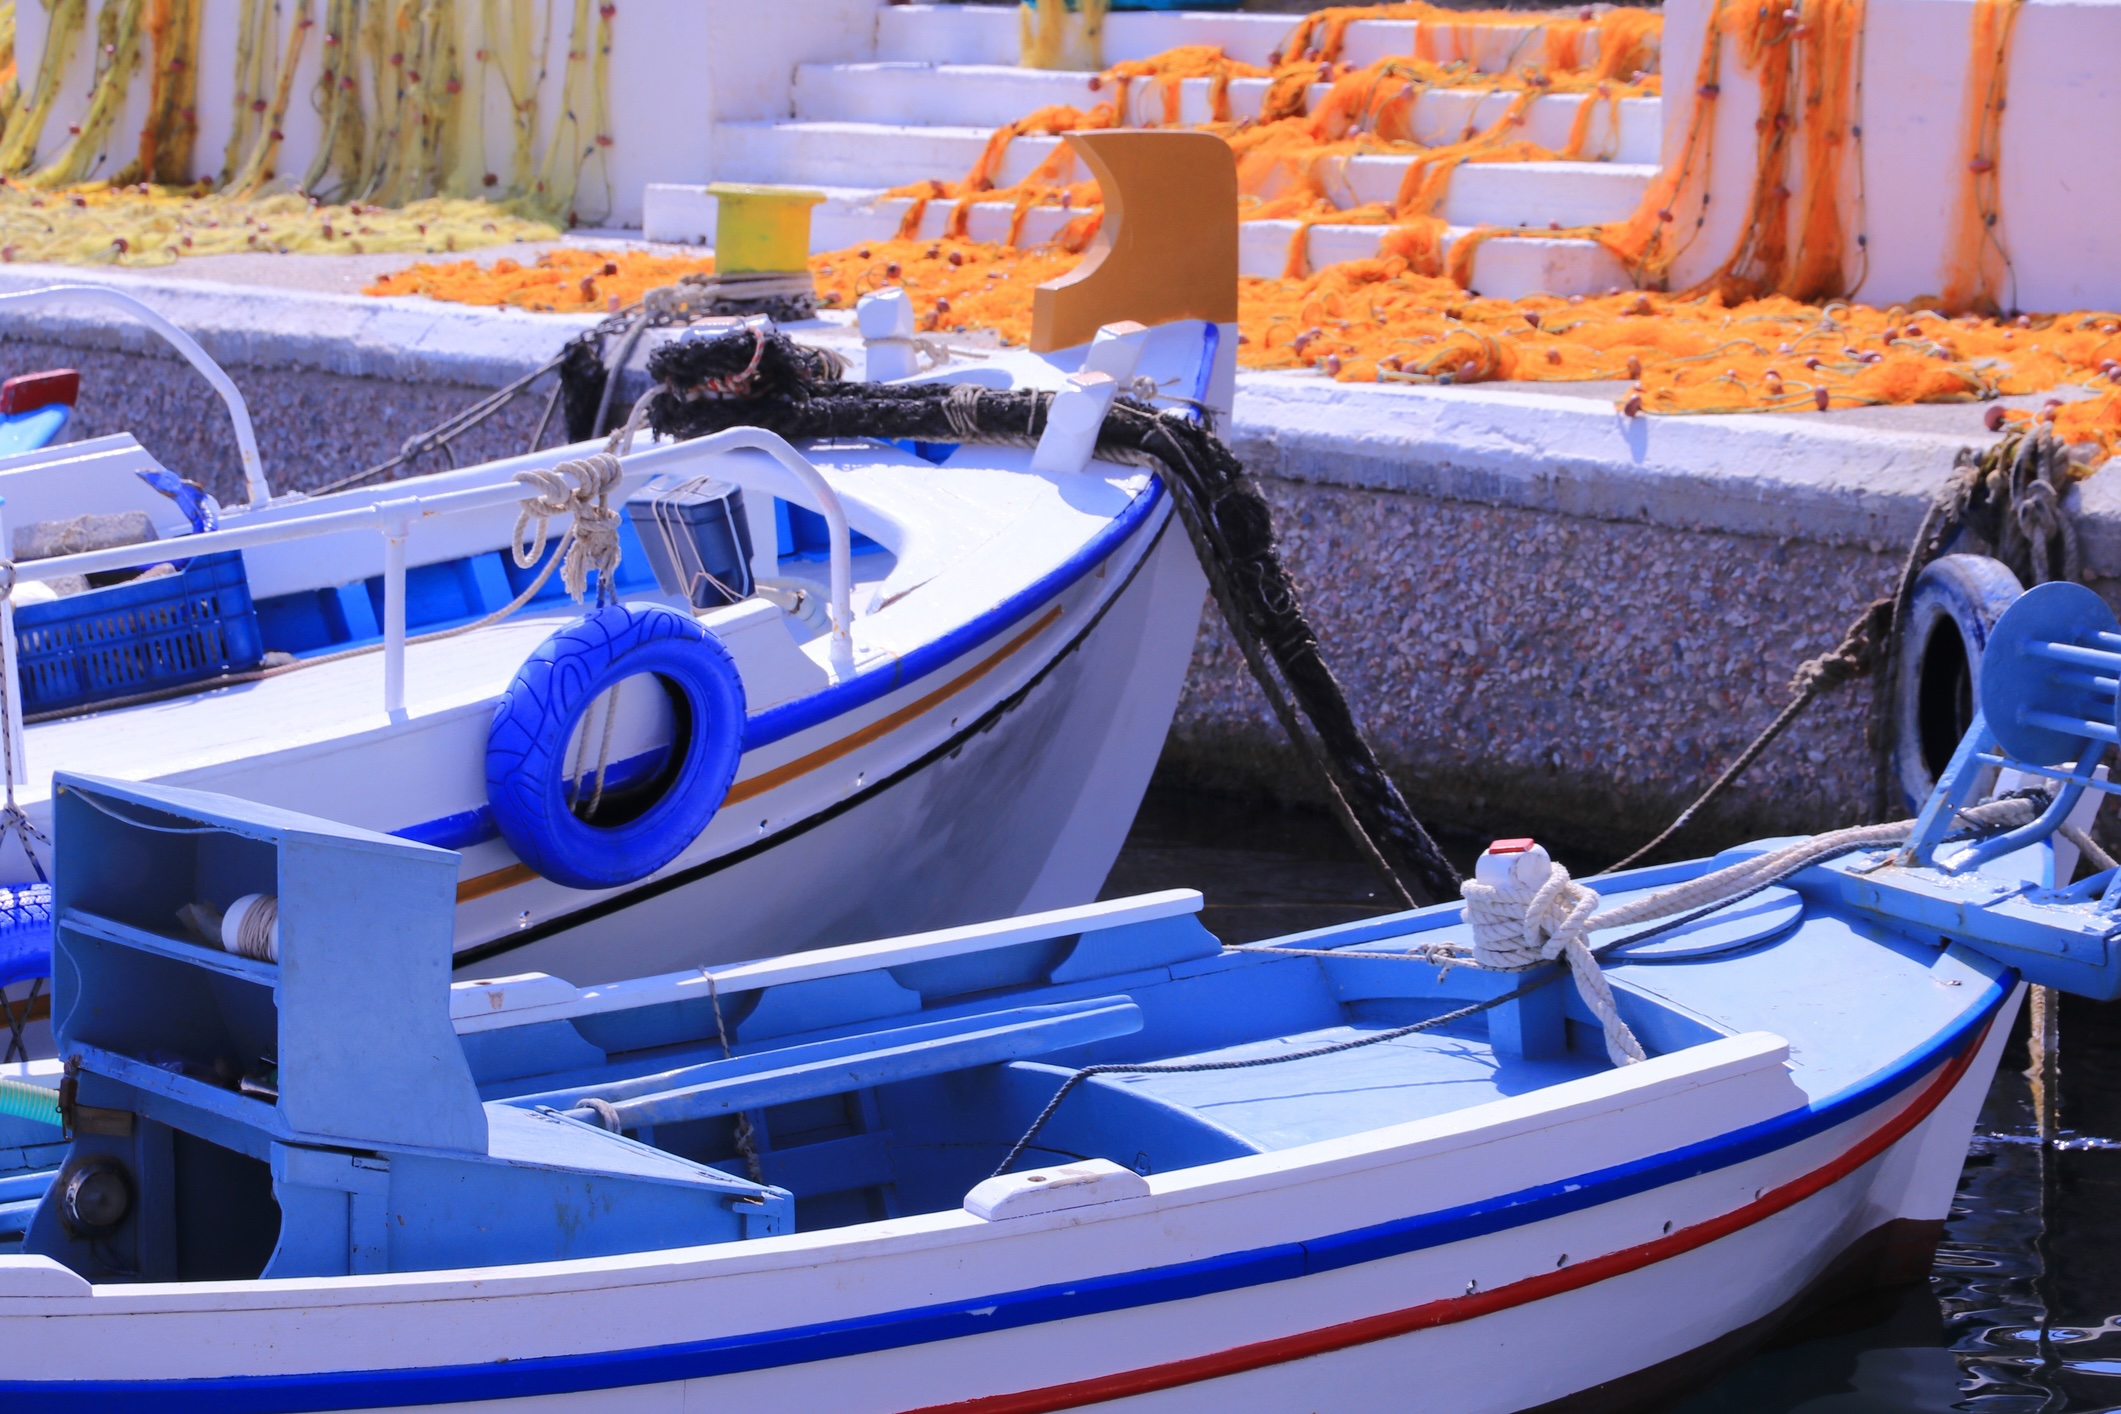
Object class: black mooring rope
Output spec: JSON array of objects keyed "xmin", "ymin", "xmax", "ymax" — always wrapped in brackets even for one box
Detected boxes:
[{"xmin": 644, "ymin": 328, "xmax": 1461, "ymax": 909}]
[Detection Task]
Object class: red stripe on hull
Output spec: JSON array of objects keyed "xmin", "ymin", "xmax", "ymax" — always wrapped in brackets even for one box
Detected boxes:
[{"xmin": 910, "ymin": 1022, "xmax": 1992, "ymax": 1414}]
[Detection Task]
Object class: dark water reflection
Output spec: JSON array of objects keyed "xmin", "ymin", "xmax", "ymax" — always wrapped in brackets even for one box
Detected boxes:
[{"xmin": 1102, "ymin": 786, "xmax": 2121, "ymax": 1414}]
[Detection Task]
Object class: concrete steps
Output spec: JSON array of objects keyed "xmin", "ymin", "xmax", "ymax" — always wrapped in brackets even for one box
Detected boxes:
[
  {"xmin": 875, "ymin": 5, "xmax": 1296, "ymax": 67},
  {"xmin": 710, "ymin": 119, "xmax": 1653, "ymax": 231},
  {"xmin": 642, "ymin": 181, "xmax": 1629, "ymax": 295},
  {"xmin": 870, "ymin": 5, "xmax": 1642, "ymax": 76},
  {"xmin": 651, "ymin": 4, "xmax": 1669, "ymax": 299},
  {"xmin": 791, "ymin": 62, "xmax": 1661, "ymax": 166}
]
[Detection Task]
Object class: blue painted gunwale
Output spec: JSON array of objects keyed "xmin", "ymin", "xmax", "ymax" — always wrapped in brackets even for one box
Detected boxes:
[
  {"xmin": 0, "ymin": 969, "xmax": 2009, "ymax": 1412},
  {"xmin": 396, "ymin": 477, "xmax": 1167, "ymax": 853}
]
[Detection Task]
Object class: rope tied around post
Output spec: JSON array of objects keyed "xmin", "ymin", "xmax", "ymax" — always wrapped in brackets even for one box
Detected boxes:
[
  {"xmin": 1459, "ymin": 844, "xmax": 1645, "ymax": 1067},
  {"xmin": 512, "ymin": 453, "xmax": 625, "ymax": 603}
]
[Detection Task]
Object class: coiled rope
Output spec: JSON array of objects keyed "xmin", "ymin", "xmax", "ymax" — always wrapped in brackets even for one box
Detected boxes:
[
  {"xmin": 511, "ymin": 452, "xmax": 624, "ymax": 604},
  {"xmin": 1461, "ymin": 851, "xmax": 1645, "ymax": 1066},
  {"xmin": 223, "ymin": 893, "xmax": 279, "ymax": 964}
]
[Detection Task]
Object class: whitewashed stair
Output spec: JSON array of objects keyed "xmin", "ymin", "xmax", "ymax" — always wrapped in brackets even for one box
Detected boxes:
[{"xmin": 647, "ymin": 4, "xmax": 1665, "ymax": 299}]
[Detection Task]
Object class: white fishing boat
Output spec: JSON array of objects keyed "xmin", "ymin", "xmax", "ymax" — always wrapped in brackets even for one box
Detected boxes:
[
  {"xmin": 0, "ymin": 577, "xmax": 2114, "ymax": 1409},
  {"xmin": 0, "ymin": 283, "xmax": 1216, "ymax": 995}
]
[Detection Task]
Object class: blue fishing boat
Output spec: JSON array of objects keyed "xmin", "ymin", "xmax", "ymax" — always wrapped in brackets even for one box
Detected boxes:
[{"xmin": 0, "ymin": 596, "xmax": 2115, "ymax": 1410}]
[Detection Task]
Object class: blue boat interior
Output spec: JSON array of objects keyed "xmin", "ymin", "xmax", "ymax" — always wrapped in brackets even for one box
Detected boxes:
[
  {"xmin": 250, "ymin": 496, "xmax": 883, "ymax": 658},
  {"xmin": 10, "ymin": 489, "xmax": 892, "ymax": 717},
  {"xmin": 0, "ymin": 772, "xmax": 2011, "ymax": 1283}
]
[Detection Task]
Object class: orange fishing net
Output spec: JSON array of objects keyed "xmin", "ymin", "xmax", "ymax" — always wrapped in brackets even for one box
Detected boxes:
[
  {"xmin": 374, "ymin": 239, "xmax": 2121, "ymax": 464},
  {"xmin": 880, "ymin": 6, "xmax": 1663, "ymax": 280},
  {"xmin": 1591, "ymin": 0, "xmax": 1869, "ymax": 301},
  {"xmin": 1939, "ymin": 0, "xmax": 2022, "ymax": 314},
  {"xmin": 366, "ymin": 245, "xmax": 721, "ymax": 312}
]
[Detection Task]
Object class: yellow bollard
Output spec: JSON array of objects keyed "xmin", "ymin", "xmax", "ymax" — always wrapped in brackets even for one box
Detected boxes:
[
  {"xmin": 706, "ymin": 184, "xmax": 826, "ymax": 275},
  {"xmin": 1019, "ymin": 0, "xmax": 1107, "ymax": 72}
]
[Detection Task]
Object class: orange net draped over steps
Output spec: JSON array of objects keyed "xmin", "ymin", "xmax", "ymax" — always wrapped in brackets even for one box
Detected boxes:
[{"xmin": 880, "ymin": 5, "xmax": 1663, "ymax": 280}]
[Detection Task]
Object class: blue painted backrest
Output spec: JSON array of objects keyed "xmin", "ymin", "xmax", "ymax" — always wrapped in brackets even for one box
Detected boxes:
[
  {"xmin": 1904, "ymin": 582, "xmax": 2121, "ymax": 875},
  {"xmin": 53, "ymin": 772, "xmax": 487, "ymax": 1154}
]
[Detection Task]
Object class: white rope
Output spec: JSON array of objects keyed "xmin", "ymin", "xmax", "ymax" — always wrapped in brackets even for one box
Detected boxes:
[
  {"xmin": 609, "ymin": 389, "xmax": 657, "ymax": 458},
  {"xmin": 1459, "ymin": 848, "xmax": 1645, "ymax": 1067},
  {"xmin": 512, "ymin": 453, "xmax": 626, "ymax": 603},
  {"xmin": 222, "ymin": 893, "xmax": 279, "ymax": 964},
  {"xmin": 585, "ymin": 677, "xmax": 623, "ymax": 818},
  {"xmin": 1455, "ymin": 794, "xmax": 2049, "ymax": 1070},
  {"xmin": 1590, "ymin": 795, "xmax": 2041, "ymax": 935},
  {"xmin": 642, "ymin": 473, "xmax": 750, "ymax": 610},
  {"xmin": 867, "ymin": 335, "xmax": 993, "ymax": 372}
]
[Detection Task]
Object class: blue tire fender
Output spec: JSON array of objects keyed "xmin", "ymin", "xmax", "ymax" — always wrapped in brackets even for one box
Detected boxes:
[
  {"xmin": 0, "ymin": 883, "xmax": 50, "ymax": 989},
  {"xmin": 486, "ymin": 603, "xmax": 747, "ymax": 891}
]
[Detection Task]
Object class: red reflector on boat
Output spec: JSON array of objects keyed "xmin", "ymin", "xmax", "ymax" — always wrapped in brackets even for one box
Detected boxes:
[
  {"xmin": 0, "ymin": 369, "xmax": 79, "ymax": 416},
  {"xmin": 1487, "ymin": 837, "xmax": 1537, "ymax": 855}
]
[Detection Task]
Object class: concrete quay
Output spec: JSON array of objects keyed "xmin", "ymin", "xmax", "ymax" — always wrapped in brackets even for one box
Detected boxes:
[{"xmin": 0, "ymin": 259, "xmax": 2096, "ymax": 856}]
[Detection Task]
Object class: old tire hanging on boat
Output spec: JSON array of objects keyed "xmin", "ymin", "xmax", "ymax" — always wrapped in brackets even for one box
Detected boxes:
[
  {"xmin": 1893, "ymin": 553, "xmax": 2023, "ymax": 812},
  {"xmin": 487, "ymin": 603, "xmax": 747, "ymax": 890},
  {"xmin": 0, "ymin": 883, "xmax": 52, "ymax": 987}
]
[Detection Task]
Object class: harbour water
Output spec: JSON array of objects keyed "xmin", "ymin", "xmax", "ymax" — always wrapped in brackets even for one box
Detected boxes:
[{"xmin": 1104, "ymin": 786, "xmax": 2121, "ymax": 1412}]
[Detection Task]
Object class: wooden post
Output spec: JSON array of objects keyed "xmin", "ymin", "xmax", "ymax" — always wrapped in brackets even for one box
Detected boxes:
[{"xmin": 2028, "ymin": 984, "xmax": 2061, "ymax": 1141}]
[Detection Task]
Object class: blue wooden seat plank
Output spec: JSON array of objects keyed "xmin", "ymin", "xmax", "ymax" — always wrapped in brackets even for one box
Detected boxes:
[{"xmin": 511, "ymin": 996, "xmax": 1143, "ymax": 1130}]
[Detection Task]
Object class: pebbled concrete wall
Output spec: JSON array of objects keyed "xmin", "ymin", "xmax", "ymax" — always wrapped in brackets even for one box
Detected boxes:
[
  {"xmin": 0, "ymin": 337, "xmax": 547, "ymax": 504},
  {"xmin": 1162, "ymin": 470, "xmax": 1889, "ymax": 856}
]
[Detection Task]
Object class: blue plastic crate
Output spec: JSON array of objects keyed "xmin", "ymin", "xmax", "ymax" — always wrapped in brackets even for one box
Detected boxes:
[{"xmin": 13, "ymin": 551, "xmax": 264, "ymax": 713}]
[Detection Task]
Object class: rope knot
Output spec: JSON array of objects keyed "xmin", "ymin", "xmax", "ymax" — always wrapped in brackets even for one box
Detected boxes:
[
  {"xmin": 1458, "ymin": 841, "xmax": 1645, "ymax": 1067},
  {"xmin": 512, "ymin": 452, "xmax": 625, "ymax": 602}
]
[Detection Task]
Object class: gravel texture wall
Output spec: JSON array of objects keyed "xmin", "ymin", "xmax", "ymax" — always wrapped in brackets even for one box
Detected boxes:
[
  {"xmin": 0, "ymin": 338, "xmax": 545, "ymax": 503},
  {"xmin": 1160, "ymin": 472, "xmax": 1893, "ymax": 859}
]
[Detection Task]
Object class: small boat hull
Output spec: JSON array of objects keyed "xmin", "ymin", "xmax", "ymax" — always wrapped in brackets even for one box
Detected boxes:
[{"xmin": 0, "ymin": 966, "xmax": 2016, "ymax": 1413}]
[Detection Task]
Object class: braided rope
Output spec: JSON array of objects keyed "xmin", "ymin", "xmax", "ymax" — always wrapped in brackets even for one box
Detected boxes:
[
  {"xmin": 1460, "ymin": 856, "xmax": 1645, "ymax": 1067},
  {"xmin": 512, "ymin": 452, "xmax": 625, "ymax": 603}
]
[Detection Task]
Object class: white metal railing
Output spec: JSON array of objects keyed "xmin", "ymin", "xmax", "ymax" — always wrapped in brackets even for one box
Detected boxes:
[
  {"xmin": 0, "ymin": 428, "xmax": 856, "ymax": 765},
  {"xmin": 0, "ymin": 285, "xmax": 272, "ymax": 506}
]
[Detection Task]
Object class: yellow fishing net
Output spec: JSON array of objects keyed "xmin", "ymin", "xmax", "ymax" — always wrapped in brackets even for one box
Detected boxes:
[
  {"xmin": 0, "ymin": 0, "xmax": 629, "ymax": 265},
  {"xmin": 0, "ymin": 181, "xmax": 553, "ymax": 265}
]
